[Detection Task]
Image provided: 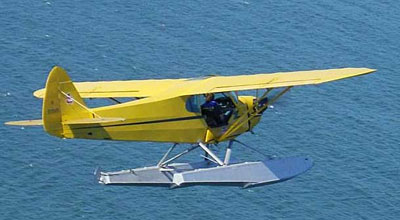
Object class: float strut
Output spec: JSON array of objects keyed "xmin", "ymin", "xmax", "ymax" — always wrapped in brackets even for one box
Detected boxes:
[
  {"xmin": 157, "ymin": 143, "xmax": 177, "ymax": 167},
  {"xmin": 224, "ymin": 140, "xmax": 234, "ymax": 165},
  {"xmin": 198, "ymin": 143, "xmax": 224, "ymax": 166},
  {"xmin": 159, "ymin": 145, "xmax": 199, "ymax": 167}
]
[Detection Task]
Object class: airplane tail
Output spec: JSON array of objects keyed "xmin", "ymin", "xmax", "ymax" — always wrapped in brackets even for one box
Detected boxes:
[
  {"xmin": 5, "ymin": 66, "xmax": 125, "ymax": 138},
  {"xmin": 42, "ymin": 66, "xmax": 94, "ymax": 137}
]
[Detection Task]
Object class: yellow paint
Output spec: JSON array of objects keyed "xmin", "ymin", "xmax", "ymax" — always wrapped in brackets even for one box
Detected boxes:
[
  {"xmin": 5, "ymin": 119, "xmax": 43, "ymax": 126},
  {"xmin": 33, "ymin": 68, "xmax": 375, "ymax": 99},
  {"xmin": 6, "ymin": 66, "xmax": 376, "ymax": 144}
]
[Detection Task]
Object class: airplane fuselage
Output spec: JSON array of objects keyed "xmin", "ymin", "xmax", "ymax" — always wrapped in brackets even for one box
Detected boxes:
[{"xmin": 60, "ymin": 94, "xmax": 261, "ymax": 143}]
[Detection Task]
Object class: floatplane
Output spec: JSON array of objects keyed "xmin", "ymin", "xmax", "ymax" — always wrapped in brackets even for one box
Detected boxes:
[{"xmin": 6, "ymin": 66, "xmax": 375, "ymax": 188}]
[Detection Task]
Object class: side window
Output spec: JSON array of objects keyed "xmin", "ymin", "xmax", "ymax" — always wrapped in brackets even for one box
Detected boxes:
[
  {"xmin": 185, "ymin": 95, "xmax": 205, "ymax": 113},
  {"xmin": 213, "ymin": 93, "xmax": 225, "ymax": 100}
]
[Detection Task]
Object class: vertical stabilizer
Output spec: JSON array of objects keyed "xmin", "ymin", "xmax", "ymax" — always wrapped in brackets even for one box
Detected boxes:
[{"xmin": 42, "ymin": 66, "xmax": 93, "ymax": 137}]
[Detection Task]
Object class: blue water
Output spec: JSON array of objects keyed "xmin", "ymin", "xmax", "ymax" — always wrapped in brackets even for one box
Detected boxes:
[{"xmin": 1, "ymin": 0, "xmax": 399, "ymax": 219}]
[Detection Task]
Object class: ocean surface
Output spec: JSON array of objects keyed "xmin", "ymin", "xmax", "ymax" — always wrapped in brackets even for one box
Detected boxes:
[{"xmin": 0, "ymin": 0, "xmax": 399, "ymax": 219}]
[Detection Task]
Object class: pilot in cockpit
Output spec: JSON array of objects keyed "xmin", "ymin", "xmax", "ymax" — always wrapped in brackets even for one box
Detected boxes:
[
  {"xmin": 201, "ymin": 93, "xmax": 221, "ymax": 127},
  {"xmin": 201, "ymin": 93, "xmax": 218, "ymax": 108}
]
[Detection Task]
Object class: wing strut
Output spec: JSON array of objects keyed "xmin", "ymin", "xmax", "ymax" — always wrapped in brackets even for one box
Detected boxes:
[{"xmin": 218, "ymin": 86, "xmax": 292, "ymax": 142}]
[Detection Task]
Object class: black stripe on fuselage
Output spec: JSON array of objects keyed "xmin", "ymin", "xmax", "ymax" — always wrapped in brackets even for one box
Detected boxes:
[{"xmin": 71, "ymin": 115, "xmax": 204, "ymax": 130}]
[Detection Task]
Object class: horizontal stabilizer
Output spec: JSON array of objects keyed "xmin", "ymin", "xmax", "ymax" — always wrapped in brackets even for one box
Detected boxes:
[
  {"xmin": 62, "ymin": 117, "xmax": 125, "ymax": 125},
  {"xmin": 5, "ymin": 119, "xmax": 43, "ymax": 126}
]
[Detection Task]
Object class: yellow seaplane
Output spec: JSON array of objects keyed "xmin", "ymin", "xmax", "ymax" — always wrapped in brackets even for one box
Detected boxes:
[{"xmin": 6, "ymin": 66, "xmax": 375, "ymax": 188}]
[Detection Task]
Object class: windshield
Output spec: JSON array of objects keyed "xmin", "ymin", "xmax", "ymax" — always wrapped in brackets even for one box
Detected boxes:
[{"xmin": 224, "ymin": 92, "xmax": 238, "ymax": 104}]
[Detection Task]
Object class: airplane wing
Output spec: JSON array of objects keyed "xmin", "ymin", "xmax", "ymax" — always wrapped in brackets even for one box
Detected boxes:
[
  {"xmin": 32, "ymin": 68, "xmax": 375, "ymax": 100},
  {"xmin": 178, "ymin": 68, "xmax": 376, "ymax": 95},
  {"xmin": 33, "ymin": 78, "xmax": 187, "ymax": 98}
]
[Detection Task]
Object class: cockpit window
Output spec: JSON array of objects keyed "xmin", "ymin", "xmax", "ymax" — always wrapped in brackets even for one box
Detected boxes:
[
  {"xmin": 200, "ymin": 92, "xmax": 238, "ymax": 128},
  {"xmin": 226, "ymin": 91, "xmax": 239, "ymax": 103},
  {"xmin": 186, "ymin": 93, "xmax": 239, "ymax": 127},
  {"xmin": 186, "ymin": 95, "xmax": 205, "ymax": 113}
]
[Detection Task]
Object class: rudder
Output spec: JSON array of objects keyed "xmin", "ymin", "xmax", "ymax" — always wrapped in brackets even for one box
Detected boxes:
[{"xmin": 42, "ymin": 66, "xmax": 93, "ymax": 137}]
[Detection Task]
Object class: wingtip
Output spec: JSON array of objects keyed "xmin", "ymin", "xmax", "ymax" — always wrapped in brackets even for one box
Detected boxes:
[{"xmin": 363, "ymin": 68, "xmax": 377, "ymax": 75}]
